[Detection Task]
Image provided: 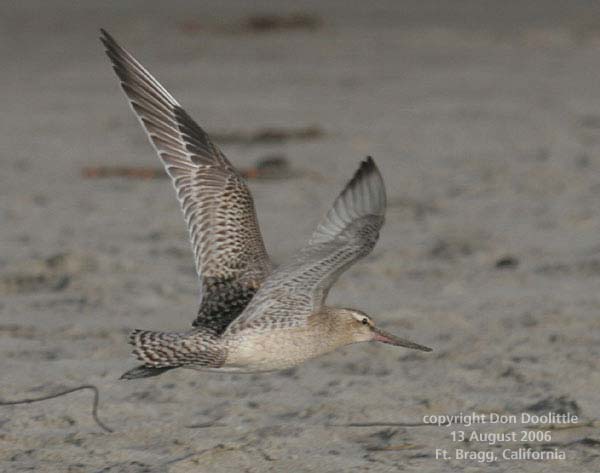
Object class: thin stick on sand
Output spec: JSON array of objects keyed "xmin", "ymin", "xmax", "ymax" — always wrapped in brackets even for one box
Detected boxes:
[{"xmin": 0, "ymin": 384, "xmax": 113, "ymax": 433}]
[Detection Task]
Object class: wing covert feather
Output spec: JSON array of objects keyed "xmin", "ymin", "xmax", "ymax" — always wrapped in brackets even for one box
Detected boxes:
[{"xmin": 227, "ymin": 157, "xmax": 385, "ymax": 332}]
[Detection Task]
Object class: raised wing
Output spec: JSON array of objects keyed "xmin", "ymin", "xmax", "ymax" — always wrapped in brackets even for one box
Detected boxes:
[
  {"xmin": 101, "ymin": 30, "xmax": 271, "ymax": 333},
  {"xmin": 227, "ymin": 157, "xmax": 385, "ymax": 332}
]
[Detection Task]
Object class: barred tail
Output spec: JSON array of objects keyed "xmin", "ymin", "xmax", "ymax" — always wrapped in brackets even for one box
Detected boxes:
[
  {"xmin": 129, "ymin": 329, "xmax": 188, "ymax": 368},
  {"xmin": 121, "ymin": 328, "xmax": 225, "ymax": 379}
]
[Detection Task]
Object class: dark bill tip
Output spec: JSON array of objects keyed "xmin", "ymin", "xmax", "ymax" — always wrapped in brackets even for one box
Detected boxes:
[{"xmin": 372, "ymin": 327, "xmax": 432, "ymax": 352}]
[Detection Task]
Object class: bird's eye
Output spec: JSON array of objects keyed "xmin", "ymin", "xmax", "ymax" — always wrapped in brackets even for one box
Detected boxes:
[{"xmin": 361, "ymin": 318, "xmax": 369, "ymax": 325}]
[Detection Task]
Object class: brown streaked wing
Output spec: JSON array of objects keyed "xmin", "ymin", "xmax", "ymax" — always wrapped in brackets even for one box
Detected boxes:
[
  {"xmin": 227, "ymin": 157, "xmax": 385, "ymax": 332},
  {"xmin": 100, "ymin": 30, "xmax": 271, "ymax": 332}
]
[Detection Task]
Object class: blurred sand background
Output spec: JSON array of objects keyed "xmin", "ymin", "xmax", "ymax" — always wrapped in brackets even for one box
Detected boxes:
[{"xmin": 1, "ymin": 1, "xmax": 600, "ymax": 471}]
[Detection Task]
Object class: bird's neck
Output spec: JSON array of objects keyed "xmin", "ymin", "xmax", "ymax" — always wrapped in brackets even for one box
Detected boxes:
[{"xmin": 310, "ymin": 307, "xmax": 357, "ymax": 348}]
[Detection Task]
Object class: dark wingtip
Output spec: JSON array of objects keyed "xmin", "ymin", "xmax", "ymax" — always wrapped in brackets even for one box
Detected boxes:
[
  {"xmin": 356, "ymin": 156, "xmax": 379, "ymax": 180},
  {"xmin": 343, "ymin": 155, "xmax": 383, "ymax": 202},
  {"xmin": 99, "ymin": 28, "xmax": 115, "ymax": 43},
  {"xmin": 99, "ymin": 29, "xmax": 123, "ymax": 62},
  {"xmin": 350, "ymin": 157, "xmax": 372, "ymax": 181},
  {"xmin": 99, "ymin": 28, "xmax": 112, "ymax": 47}
]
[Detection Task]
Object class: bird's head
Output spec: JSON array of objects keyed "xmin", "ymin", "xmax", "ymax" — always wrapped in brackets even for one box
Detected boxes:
[{"xmin": 333, "ymin": 308, "xmax": 432, "ymax": 352}]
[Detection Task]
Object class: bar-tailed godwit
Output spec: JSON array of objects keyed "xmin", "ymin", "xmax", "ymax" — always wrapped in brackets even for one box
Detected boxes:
[{"xmin": 100, "ymin": 30, "xmax": 431, "ymax": 379}]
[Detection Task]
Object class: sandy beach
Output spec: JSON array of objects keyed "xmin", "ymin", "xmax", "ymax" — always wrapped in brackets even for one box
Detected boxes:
[{"xmin": 1, "ymin": 1, "xmax": 599, "ymax": 471}]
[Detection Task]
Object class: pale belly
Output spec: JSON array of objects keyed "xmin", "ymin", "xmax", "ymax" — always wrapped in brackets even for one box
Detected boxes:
[{"xmin": 223, "ymin": 328, "xmax": 339, "ymax": 372}]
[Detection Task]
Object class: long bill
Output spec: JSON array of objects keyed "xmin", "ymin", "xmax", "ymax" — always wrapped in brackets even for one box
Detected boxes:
[{"xmin": 372, "ymin": 327, "xmax": 432, "ymax": 352}]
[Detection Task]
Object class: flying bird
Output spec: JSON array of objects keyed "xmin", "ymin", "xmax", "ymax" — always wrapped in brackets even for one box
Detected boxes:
[{"xmin": 100, "ymin": 29, "xmax": 432, "ymax": 379}]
